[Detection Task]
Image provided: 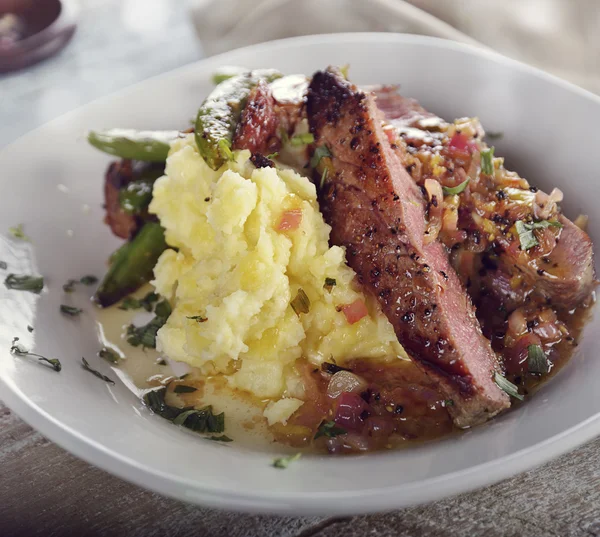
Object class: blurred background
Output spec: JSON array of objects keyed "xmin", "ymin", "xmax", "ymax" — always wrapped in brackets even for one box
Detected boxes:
[{"xmin": 1, "ymin": 0, "xmax": 599, "ymax": 148}]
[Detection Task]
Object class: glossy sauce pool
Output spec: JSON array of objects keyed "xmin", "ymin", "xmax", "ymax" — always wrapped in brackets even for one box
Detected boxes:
[{"xmin": 95, "ymin": 285, "xmax": 593, "ymax": 454}]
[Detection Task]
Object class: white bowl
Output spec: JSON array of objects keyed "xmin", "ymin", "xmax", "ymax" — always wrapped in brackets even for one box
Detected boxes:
[{"xmin": 0, "ymin": 33, "xmax": 598, "ymax": 516}]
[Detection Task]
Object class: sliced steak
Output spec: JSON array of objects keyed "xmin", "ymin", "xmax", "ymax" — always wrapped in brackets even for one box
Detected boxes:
[
  {"xmin": 372, "ymin": 86, "xmax": 595, "ymax": 310},
  {"xmin": 104, "ymin": 160, "xmax": 164, "ymax": 239},
  {"xmin": 233, "ymin": 80, "xmax": 279, "ymax": 155},
  {"xmin": 307, "ymin": 69, "xmax": 510, "ymax": 428}
]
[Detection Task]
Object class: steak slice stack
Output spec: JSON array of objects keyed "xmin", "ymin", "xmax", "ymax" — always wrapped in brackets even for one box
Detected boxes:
[
  {"xmin": 373, "ymin": 86, "xmax": 596, "ymax": 311},
  {"xmin": 307, "ymin": 68, "xmax": 510, "ymax": 427}
]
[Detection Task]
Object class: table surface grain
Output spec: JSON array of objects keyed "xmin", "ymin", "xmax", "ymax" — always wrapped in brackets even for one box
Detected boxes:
[{"xmin": 2, "ymin": 2, "xmax": 600, "ymax": 536}]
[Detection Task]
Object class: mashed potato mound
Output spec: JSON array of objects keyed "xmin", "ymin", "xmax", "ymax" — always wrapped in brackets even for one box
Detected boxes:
[{"xmin": 150, "ymin": 135, "xmax": 406, "ymax": 423}]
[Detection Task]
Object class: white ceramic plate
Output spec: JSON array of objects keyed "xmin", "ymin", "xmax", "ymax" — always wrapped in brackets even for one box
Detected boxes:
[{"xmin": 1, "ymin": 34, "xmax": 599, "ymax": 516}]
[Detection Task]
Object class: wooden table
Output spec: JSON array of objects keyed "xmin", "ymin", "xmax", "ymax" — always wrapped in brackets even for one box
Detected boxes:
[
  {"xmin": 2, "ymin": 2, "xmax": 600, "ymax": 535},
  {"xmin": 3, "ymin": 400, "xmax": 600, "ymax": 537}
]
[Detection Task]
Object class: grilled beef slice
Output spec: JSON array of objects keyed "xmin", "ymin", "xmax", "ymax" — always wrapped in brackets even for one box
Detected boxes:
[
  {"xmin": 307, "ymin": 69, "xmax": 510, "ymax": 427},
  {"xmin": 104, "ymin": 160, "xmax": 164, "ymax": 239},
  {"xmin": 373, "ymin": 86, "xmax": 595, "ymax": 310}
]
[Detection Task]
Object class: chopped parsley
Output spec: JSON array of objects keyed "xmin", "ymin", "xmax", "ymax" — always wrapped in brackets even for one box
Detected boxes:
[
  {"xmin": 0, "ymin": 261, "xmax": 7, "ymax": 270},
  {"xmin": 126, "ymin": 299, "xmax": 172, "ymax": 349},
  {"xmin": 310, "ymin": 145, "xmax": 332, "ymax": 169},
  {"xmin": 8, "ymin": 224, "xmax": 30, "ymax": 241},
  {"xmin": 527, "ymin": 344, "xmax": 550, "ymax": 374},
  {"xmin": 493, "ymin": 371, "xmax": 524, "ymax": 401},
  {"xmin": 323, "ymin": 278, "xmax": 336, "ymax": 292},
  {"xmin": 442, "ymin": 178, "xmax": 470, "ymax": 195},
  {"xmin": 486, "ymin": 131, "xmax": 504, "ymax": 140},
  {"xmin": 119, "ymin": 291, "xmax": 159, "ymax": 312},
  {"xmin": 80, "ymin": 275, "xmax": 98, "ymax": 286},
  {"xmin": 99, "ymin": 347, "xmax": 119, "ymax": 364},
  {"xmin": 515, "ymin": 220, "xmax": 563, "ymax": 251},
  {"xmin": 60, "ymin": 305, "xmax": 83, "ymax": 317},
  {"xmin": 27, "ymin": 325, "xmax": 34, "ymax": 333},
  {"xmin": 290, "ymin": 133, "xmax": 314, "ymax": 147},
  {"xmin": 290, "ymin": 288, "xmax": 310, "ymax": 316},
  {"xmin": 173, "ymin": 385, "xmax": 197, "ymax": 394},
  {"xmin": 208, "ymin": 435, "xmax": 233, "ymax": 442},
  {"xmin": 81, "ymin": 357, "xmax": 115, "ymax": 384},
  {"xmin": 480, "ymin": 147, "xmax": 495, "ymax": 175},
  {"xmin": 64, "ymin": 275, "xmax": 99, "ymax": 293},
  {"xmin": 266, "ymin": 152, "xmax": 279, "ymax": 160},
  {"xmin": 4, "ymin": 274, "xmax": 44, "ymax": 293},
  {"xmin": 187, "ymin": 315, "xmax": 208, "ymax": 323},
  {"xmin": 272, "ymin": 452, "xmax": 301, "ymax": 469},
  {"xmin": 10, "ymin": 337, "xmax": 61, "ymax": 372},
  {"xmin": 314, "ymin": 420, "xmax": 347, "ymax": 439}
]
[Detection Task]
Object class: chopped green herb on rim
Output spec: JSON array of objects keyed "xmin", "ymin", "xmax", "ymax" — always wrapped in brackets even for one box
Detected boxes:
[
  {"xmin": 99, "ymin": 347, "xmax": 120, "ymax": 364},
  {"xmin": 323, "ymin": 278, "xmax": 337, "ymax": 292},
  {"xmin": 4, "ymin": 274, "xmax": 44, "ymax": 294},
  {"xmin": 272, "ymin": 453, "xmax": 301, "ymax": 469},
  {"xmin": 60, "ymin": 305, "xmax": 83, "ymax": 317},
  {"xmin": 8, "ymin": 224, "xmax": 30, "ymax": 241},
  {"xmin": 10, "ymin": 337, "xmax": 61, "ymax": 372},
  {"xmin": 82, "ymin": 357, "xmax": 115, "ymax": 384}
]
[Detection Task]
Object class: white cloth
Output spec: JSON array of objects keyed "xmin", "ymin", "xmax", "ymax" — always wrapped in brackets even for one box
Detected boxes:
[{"xmin": 189, "ymin": 0, "xmax": 600, "ymax": 94}]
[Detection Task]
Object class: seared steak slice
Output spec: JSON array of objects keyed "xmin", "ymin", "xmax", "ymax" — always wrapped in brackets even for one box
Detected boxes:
[
  {"xmin": 104, "ymin": 160, "xmax": 164, "ymax": 239},
  {"xmin": 233, "ymin": 80, "xmax": 279, "ymax": 155},
  {"xmin": 307, "ymin": 69, "xmax": 509, "ymax": 427},
  {"xmin": 104, "ymin": 160, "xmax": 138, "ymax": 239},
  {"xmin": 373, "ymin": 86, "xmax": 595, "ymax": 310}
]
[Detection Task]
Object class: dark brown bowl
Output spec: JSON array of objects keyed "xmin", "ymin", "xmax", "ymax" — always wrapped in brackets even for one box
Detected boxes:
[{"xmin": 0, "ymin": 0, "xmax": 77, "ymax": 73}]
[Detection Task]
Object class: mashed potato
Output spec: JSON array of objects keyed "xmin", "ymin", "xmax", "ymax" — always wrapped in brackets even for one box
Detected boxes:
[{"xmin": 150, "ymin": 135, "xmax": 406, "ymax": 424}]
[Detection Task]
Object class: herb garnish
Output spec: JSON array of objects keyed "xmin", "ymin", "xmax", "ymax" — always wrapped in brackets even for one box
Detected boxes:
[
  {"xmin": 10, "ymin": 337, "xmax": 61, "ymax": 372},
  {"xmin": 290, "ymin": 133, "xmax": 315, "ymax": 147},
  {"xmin": 323, "ymin": 278, "xmax": 336, "ymax": 292},
  {"xmin": 208, "ymin": 435, "xmax": 233, "ymax": 442},
  {"xmin": 99, "ymin": 347, "xmax": 119, "ymax": 364},
  {"xmin": 4, "ymin": 274, "xmax": 44, "ymax": 293},
  {"xmin": 480, "ymin": 147, "xmax": 495, "ymax": 175},
  {"xmin": 266, "ymin": 152, "xmax": 279, "ymax": 160},
  {"xmin": 493, "ymin": 371, "xmax": 524, "ymax": 400},
  {"xmin": 80, "ymin": 275, "xmax": 98, "ymax": 286},
  {"xmin": 126, "ymin": 299, "xmax": 172, "ymax": 349},
  {"xmin": 314, "ymin": 420, "xmax": 347, "ymax": 439},
  {"xmin": 158, "ymin": 359, "xmax": 167, "ymax": 366},
  {"xmin": 527, "ymin": 344, "xmax": 550, "ymax": 374},
  {"xmin": 272, "ymin": 453, "xmax": 301, "ymax": 469},
  {"xmin": 319, "ymin": 167, "xmax": 329, "ymax": 190},
  {"xmin": 63, "ymin": 279, "xmax": 77, "ymax": 293},
  {"xmin": 290, "ymin": 288, "xmax": 310, "ymax": 316},
  {"xmin": 60, "ymin": 305, "xmax": 83, "ymax": 317},
  {"xmin": 27, "ymin": 325, "xmax": 34, "ymax": 333},
  {"xmin": 174, "ymin": 385, "xmax": 197, "ymax": 394},
  {"xmin": 443, "ymin": 399, "xmax": 454, "ymax": 407},
  {"xmin": 82, "ymin": 357, "xmax": 115, "ymax": 384},
  {"xmin": 8, "ymin": 224, "xmax": 30, "ymax": 241},
  {"xmin": 63, "ymin": 275, "xmax": 99, "ymax": 293},
  {"xmin": 442, "ymin": 178, "xmax": 470, "ymax": 195},
  {"xmin": 187, "ymin": 315, "xmax": 208, "ymax": 323},
  {"xmin": 515, "ymin": 220, "xmax": 563, "ymax": 251},
  {"xmin": 310, "ymin": 145, "xmax": 332, "ymax": 168},
  {"xmin": 0, "ymin": 261, "xmax": 7, "ymax": 270},
  {"xmin": 119, "ymin": 291, "xmax": 159, "ymax": 312},
  {"xmin": 172, "ymin": 406, "xmax": 225, "ymax": 433}
]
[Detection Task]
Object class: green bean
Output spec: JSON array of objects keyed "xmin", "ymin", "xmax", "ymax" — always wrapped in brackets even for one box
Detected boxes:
[
  {"xmin": 94, "ymin": 222, "xmax": 167, "ymax": 307},
  {"xmin": 88, "ymin": 129, "xmax": 179, "ymax": 162},
  {"xmin": 194, "ymin": 69, "xmax": 281, "ymax": 170}
]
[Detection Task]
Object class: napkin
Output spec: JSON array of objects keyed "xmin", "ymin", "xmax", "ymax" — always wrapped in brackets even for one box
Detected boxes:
[{"xmin": 189, "ymin": 0, "xmax": 600, "ymax": 94}]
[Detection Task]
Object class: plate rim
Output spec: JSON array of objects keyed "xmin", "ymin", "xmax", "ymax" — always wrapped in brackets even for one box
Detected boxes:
[{"xmin": 2, "ymin": 32, "xmax": 600, "ymax": 515}]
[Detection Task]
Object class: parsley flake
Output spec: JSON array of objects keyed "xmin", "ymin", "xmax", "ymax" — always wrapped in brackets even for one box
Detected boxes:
[
  {"xmin": 10, "ymin": 337, "xmax": 61, "ymax": 372},
  {"xmin": 515, "ymin": 220, "xmax": 563, "ymax": 250},
  {"xmin": 273, "ymin": 452, "xmax": 301, "ymax": 469},
  {"xmin": 493, "ymin": 371, "xmax": 524, "ymax": 401},
  {"xmin": 4, "ymin": 274, "xmax": 44, "ymax": 293},
  {"xmin": 81, "ymin": 357, "xmax": 115, "ymax": 384},
  {"xmin": 314, "ymin": 420, "xmax": 347, "ymax": 439}
]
